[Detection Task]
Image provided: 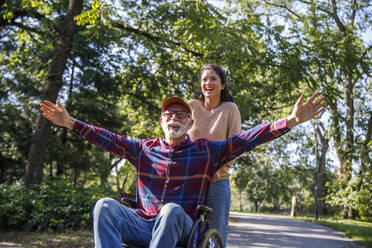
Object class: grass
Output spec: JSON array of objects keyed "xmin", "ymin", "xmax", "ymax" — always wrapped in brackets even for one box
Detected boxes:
[
  {"xmin": 294, "ymin": 216, "xmax": 372, "ymax": 248},
  {"xmin": 1, "ymin": 215, "xmax": 371, "ymax": 248},
  {"xmin": 0, "ymin": 229, "xmax": 93, "ymax": 248}
]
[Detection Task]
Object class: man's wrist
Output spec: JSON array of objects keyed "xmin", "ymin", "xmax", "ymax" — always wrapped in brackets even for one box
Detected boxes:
[
  {"xmin": 66, "ymin": 117, "xmax": 76, "ymax": 130},
  {"xmin": 286, "ymin": 115, "xmax": 298, "ymax": 129}
]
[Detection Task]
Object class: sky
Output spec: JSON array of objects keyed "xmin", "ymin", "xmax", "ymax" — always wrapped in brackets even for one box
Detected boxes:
[{"xmin": 362, "ymin": 29, "xmax": 372, "ymax": 43}]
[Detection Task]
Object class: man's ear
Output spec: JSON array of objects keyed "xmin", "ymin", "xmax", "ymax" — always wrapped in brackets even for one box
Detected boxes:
[
  {"xmin": 188, "ymin": 118, "xmax": 194, "ymax": 129},
  {"xmin": 159, "ymin": 117, "xmax": 163, "ymax": 125}
]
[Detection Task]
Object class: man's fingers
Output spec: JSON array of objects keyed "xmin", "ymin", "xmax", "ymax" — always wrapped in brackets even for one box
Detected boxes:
[
  {"xmin": 314, "ymin": 108, "xmax": 326, "ymax": 118},
  {"xmin": 43, "ymin": 100, "xmax": 57, "ymax": 109},
  {"xmin": 296, "ymin": 93, "xmax": 305, "ymax": 105},
  {"xmin": 42, "ymin": 112, "xmax": 53, "ymax": 121},
  {"xmin": 313, "ymin": 96, "xmax": 325, "ymax": 107},
  {"xmin": 42, "ymin": 100, "xmax": 65, "ymax": 113},
  {"xmin": 306, "ymin": 91, "xmax": 320, "ymax": 104},
  {"xmin": 57, "ymin": 101, "xmax": 66, "ymax": 112},
  {"xmin": 314, "ymin": 100, "xmax": 326, "ymax": 110},
  {"xmin": 40, "ymin": 104, "xmax": 53, "ymax": 114}
]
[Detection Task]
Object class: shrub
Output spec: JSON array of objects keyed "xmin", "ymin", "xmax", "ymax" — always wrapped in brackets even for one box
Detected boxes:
[{"xmin": 0, "ymin": 180, "xmax": 115, "ymax": 231}]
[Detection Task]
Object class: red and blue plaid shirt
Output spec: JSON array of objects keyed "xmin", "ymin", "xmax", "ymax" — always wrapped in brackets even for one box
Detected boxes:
[{"xmin": 73, "ymin": 119, "xmax": 289, "ymax": 220}]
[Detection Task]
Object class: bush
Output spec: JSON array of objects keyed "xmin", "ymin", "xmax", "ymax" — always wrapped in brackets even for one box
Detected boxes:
[
  {"xmin": 0, "ymin": 180, "xmax": 115, "ymax": 231},
  {"xmin": 325, "ymin": 175, "xmax": 372, "ymax": 221}
]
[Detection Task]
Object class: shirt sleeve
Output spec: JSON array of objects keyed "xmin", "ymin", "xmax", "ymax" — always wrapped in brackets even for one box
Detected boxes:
[
  {"xmin": 217, "ymin": 104, "xmax": 242, "ymax": 172},
  {"xmin": 210, "ymin": 119, "xmax": 290, "ymax": 170},
  {"xmin": 72, "ymin": 120, "xmax": 141, "ymax": 164},
  {"xmin": 228, "ymin": 103, "xmax": 242, "ymax": 138}
]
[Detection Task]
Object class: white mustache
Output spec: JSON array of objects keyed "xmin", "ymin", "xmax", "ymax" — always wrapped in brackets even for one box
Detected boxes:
[
  {"xmin": 166, "ymin": 120, "xmax": 182, "ymax": 127},
  {"xmin": 161, "ymin": 119, "xmax": 190, "ymax": 138}
]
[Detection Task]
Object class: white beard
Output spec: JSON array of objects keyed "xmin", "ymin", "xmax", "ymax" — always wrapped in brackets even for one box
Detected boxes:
[{"xmin": 161, "ymin": 119, "xmax": 190, "ymax": 138}]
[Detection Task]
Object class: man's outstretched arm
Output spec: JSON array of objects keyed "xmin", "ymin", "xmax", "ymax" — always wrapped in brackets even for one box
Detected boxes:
[
  {"xmin": 212, "ymin": 91, "xmax": 326, "ymax": 168},
  {"xmin": 40, "ymin": 100, "xmax": 140, "ymax": 160},
  {"xmin": 40, "ymin": 100, "xmax": 76, "ymax": 130},
  {"xmin": 286, "ymin": 92, "xmax": 326, "ymax": 128}
]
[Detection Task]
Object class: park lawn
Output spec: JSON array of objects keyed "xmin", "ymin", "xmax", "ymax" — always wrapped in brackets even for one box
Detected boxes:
[
  {"xmin": 295, "ymin": 216, "xmax": 372, "ymax": 248},
  {"xmin": 0, "ymin": 229, "xmax": 93, "ymax": 248}
]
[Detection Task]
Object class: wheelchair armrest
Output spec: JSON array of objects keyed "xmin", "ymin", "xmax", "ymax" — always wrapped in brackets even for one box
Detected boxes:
[
  {"xmin": 118, "ymin": 193, "xmax": 137, "ymax": 208},
  {"xmin": 197, "ymin": 204, "xmax": 213, "ymax": 216}
]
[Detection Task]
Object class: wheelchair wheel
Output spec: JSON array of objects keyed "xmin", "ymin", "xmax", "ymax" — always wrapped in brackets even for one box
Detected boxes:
[{"xmin": 198, "ymin": 229, "xmax": 223, "ymax": 248}]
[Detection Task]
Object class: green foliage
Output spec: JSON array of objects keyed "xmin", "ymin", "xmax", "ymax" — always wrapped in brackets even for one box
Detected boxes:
[
  {"xmin": 232, "ymin": 126, "xmax": 338, "ymax": 215},
  {"xmin": 1, "ymin": 0, "xmax": 371, "ymax": 222},
  {"xmin": 296, "ymin": 216, "xmax": 372, "ymax": 247},
  {"xmin": 0, "ymin": 180, "xmax": 114, "ymax": 231},
  {"xmin": 75, "ymin": 0, "xmax": 112, "ymax": 27},
  {"xmin": 232, "ymin": 0, "xmax": 372, "ymax": 220},
  {"xmin": 326, "ymin": 174, "xmax": 372, "ymax": 221}
]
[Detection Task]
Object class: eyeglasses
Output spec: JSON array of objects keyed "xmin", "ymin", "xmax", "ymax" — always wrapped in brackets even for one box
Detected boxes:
[{"xmin": 161, "ymin": 110, "xmax": 190, "ymax": 119}]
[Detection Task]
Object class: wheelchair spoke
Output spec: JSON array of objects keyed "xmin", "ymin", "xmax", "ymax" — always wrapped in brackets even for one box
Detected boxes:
[{"xmin": 197, "ymin": 229, "xmax": 223, "ymax": 248}]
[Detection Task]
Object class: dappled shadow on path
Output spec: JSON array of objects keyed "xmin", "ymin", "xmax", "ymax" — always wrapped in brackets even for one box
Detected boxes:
[
  {"xmin": 0, "ymin": 242, "xmax": 24, "ymax": 248},
  {"xmin": 227, "ymin": 213, "xmax": 356, "ymax": 248}
]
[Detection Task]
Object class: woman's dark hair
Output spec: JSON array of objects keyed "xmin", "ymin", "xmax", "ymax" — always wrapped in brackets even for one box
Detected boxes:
[{"xmin": 195, "ymin": 64, "xmax": 234, "ymax": 103}]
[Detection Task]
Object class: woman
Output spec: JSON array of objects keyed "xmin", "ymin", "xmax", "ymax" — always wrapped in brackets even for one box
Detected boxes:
[{"xmin": 187, "ymin": 64, "xmax": 242, "ymax": 246}]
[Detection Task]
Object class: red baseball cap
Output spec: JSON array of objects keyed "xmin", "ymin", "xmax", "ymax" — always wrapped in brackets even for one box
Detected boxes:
[{"xmin": 162, "ymin": 96, "xmax": 192, "ymax": 114}]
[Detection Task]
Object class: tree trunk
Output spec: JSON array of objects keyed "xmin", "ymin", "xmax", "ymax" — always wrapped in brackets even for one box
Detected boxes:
[
  {"xmin": 239, "ymin": 191, "xmax": 243, "ymax": 212},
  {"xmin": 342, "ymin": 76, "xmax": 355, "ymax": 219},
  {"xmin": 358, "ymin": 112, "xmax": 371, "ymax": 189},
  {"xmin": 330, "ymin": 106, "xmax": 346, "ymax": 177},
  {"xmin": 25, "ymin": 0, "xmax": 84, "ymax": 187},
  {"xmin": 254, "ymin": 202, "xmax": 259, "ymax": 212},
  {"xmin": 344, "ymin": 76, "xmax": 354, "ymax": 180},
  {"xmin": 57, "ymin": 57, "xmax": 75, "ymax": 177},
  {"xmin": 290, "ymin": 196, "xmax": 297, "ymax": 217},
  {"xmin": 315, "ymin": 124, "xmax": 329, "ymax": 216}
]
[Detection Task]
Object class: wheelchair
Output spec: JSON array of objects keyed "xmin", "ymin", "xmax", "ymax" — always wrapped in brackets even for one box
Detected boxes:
[{"xmin": 119, "ymin": 193, "xmax": 224, "ymax": 248}]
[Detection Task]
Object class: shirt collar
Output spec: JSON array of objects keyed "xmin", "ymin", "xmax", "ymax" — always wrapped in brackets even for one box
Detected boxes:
[{"xmin": 161, "ymin": 134, "xmax": 192, "ymax": 148}]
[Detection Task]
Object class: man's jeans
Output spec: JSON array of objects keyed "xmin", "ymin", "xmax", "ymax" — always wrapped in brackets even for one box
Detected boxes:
[
  {"xmin": 93, "ymin": 198, "xmax": 193, "ymax": 248},
  {"xmin": 207, "ymin": 179, "xmax": 231, "ymax": 247}
]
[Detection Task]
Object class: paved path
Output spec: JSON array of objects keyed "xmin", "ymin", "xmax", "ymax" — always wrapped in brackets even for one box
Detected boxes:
[
  {"xmin": 227, "ymin": 212, "xmax": 362, "ymax": 248},
  {"xmin": 0, "ymin": 243, "xmax": 23, "ymax": 248},
  {"xmin": 0, "ymin": 213, "xmax": 364, "ymax": 248}
]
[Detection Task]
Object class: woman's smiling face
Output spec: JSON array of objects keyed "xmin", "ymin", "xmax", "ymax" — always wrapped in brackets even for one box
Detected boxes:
[{"xmin": 200, "ymin": 69, "xmax": 225, "ymax": 99}]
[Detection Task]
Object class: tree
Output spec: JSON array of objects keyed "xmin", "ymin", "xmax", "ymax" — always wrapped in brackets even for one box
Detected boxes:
[
  {"xmin": 0, "ymin": 0, "xmax": 85, "ymax": 186},
  {"xmin": 24, "ymin": 0, "xmax": 84, "ymax": 187},
  {"xmin": 1, "ymin": 0, "xmax": 128, "ymax": 186},
  {"xmin": 238, "ymin": 0, "xmax": 372, "ymax": 218}
]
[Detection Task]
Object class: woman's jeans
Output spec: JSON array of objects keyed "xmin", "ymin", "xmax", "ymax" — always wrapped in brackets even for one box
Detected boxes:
[
  {"xmin": 207, "ymin": 179, "xmax": 231, "ymax": 247},
  {"xmin": 93, "ymin": 198, "xmax": 193, "ymax": 248}
]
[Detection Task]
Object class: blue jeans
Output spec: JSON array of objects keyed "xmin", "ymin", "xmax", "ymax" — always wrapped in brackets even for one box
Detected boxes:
[
  {"xmin": 207, "ymin": 179, "xmax": 231, "ymax": 247},
  {"xmin": 93, "ymin": 198, "xmax": 193, "ymax": 248}
]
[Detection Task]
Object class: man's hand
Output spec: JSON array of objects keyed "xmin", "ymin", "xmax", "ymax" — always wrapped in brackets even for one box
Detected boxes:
[
  {"xmin": 40, "ymin": 100, "xmax": 75, "ymax": 130},
  {"xmin": 286, "ymin": 92, "xmax": 326, "ymax": 128}
]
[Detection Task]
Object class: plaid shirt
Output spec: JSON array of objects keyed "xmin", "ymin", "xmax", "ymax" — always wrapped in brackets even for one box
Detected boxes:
[{"xmin": 73, "ymin": 119, "xmax": 289, "ymax": 220}]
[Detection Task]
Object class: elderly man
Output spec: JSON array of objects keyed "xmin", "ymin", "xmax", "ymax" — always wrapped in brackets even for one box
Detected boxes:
[{"xmin": 40, "ymin": 92, "xmax": 325, "ymax": 248}]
